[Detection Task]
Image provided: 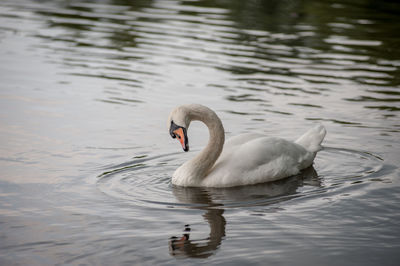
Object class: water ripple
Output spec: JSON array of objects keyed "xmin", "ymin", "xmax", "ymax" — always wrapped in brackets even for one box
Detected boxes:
[
  {"xmin": 4, "ymin": 0, "xmax": 398, "ymax": 119},
  {"xmin": 97, "ymin": 147, "xmax": 384, "ymax": 210}
]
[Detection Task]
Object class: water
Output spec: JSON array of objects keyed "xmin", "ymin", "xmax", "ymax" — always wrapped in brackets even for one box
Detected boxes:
[{"xmin": 1, "ymin": 0, "xmax": 399, "ymax": 264}]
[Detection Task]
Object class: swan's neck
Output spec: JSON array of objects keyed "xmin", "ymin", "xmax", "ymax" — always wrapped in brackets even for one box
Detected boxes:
[{"xmin": 174, "ymin": 105, "xmax": 225, "ymax": 186}]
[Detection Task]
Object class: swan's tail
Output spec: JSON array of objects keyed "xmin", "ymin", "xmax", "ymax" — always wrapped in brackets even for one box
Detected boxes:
[{"xmin": 295, "ymin": 124, "xmax": 326, "ymax": 153}]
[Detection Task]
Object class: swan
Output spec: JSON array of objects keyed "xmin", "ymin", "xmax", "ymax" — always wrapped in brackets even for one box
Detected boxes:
[{"xmin": 168, "ymin": 104, "xmax": 326, "ymax": 187}]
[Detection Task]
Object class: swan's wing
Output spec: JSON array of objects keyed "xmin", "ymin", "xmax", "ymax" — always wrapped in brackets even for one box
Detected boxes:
[
  {"xmin": 207, "ymin": 137, "xmax": 314, "ymax": 187},
  {"xmin": 222, "ymin": 133, "xmax": 264, "ymax": 153},
  {"xmin": 222, "ymin": 137, "xmax": 310, "ymax": 168}
]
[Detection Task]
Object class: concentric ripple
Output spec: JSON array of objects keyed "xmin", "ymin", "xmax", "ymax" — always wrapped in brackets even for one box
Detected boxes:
[{"xmin": 96, "ymin": 147, "xmax": 384, "ymax": 209}]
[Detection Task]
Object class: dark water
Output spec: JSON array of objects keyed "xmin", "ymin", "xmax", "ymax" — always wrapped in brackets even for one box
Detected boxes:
[{"xmin": 1, "ymin": 0, "xmax": 400, "ymax": 265}]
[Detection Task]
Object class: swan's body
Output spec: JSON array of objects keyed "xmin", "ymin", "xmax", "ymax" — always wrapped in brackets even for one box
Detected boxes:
[{"xmin": 168, "ymin": 104, "xmax": 326, "ymax": 187}]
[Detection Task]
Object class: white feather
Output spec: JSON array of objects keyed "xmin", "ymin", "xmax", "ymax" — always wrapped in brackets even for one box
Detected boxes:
[{"xmin": 168, "ymin": 104, "xmax": 326, "ymax": 187}]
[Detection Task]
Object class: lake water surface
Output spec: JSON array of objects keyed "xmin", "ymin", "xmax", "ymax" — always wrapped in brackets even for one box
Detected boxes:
[{"xmin": 1, "ymin": 0, "xmax": 400, "ymax": 265}]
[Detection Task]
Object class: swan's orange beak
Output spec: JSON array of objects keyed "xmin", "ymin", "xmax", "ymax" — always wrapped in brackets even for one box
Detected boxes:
[{"xmin": 173, "ymin": 128, "xmax": 189, "ymax": 152}]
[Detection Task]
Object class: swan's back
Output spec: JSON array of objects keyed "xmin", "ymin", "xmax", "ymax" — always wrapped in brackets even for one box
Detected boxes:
[{"xmin": 202, "ymin": 125, "xmax": 326, "ymax": 187}]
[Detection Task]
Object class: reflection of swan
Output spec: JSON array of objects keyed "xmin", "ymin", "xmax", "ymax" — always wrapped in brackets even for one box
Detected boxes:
[
  {"xmin": 169, "ymin": 166, "xmax": 320, "ymax": 258},
  {"xmin": 169, "ymin": 187, "xmax": 225, "ymax": 258},
  {"xmin": 168, "ymin": 104, "xmax": 326, "ymax": 187}
]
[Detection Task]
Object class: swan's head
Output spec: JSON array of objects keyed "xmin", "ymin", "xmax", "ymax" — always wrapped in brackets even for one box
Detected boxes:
[{"xmin": 168, "ymin": 106, "xmax": 190, "ymax": 152}]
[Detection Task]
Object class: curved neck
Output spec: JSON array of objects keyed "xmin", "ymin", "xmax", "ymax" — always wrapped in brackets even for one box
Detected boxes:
[{"xmin": 185, "ymin": 105, "xmax": 225, "ymax": 182}]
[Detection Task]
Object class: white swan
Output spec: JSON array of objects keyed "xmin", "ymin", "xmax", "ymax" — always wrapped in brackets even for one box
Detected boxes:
[{"xmin": 168, "ymin": 104, "xmax": 326, "ymax": 187}]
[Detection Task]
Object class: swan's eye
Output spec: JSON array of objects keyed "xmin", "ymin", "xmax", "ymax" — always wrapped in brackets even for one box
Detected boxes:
[{"xmin": 177, "ymin": 135, "xmax": 181, "ymax": 139}]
